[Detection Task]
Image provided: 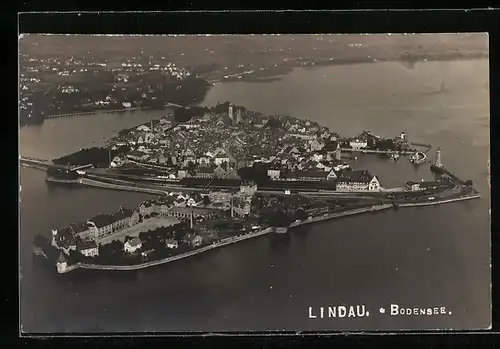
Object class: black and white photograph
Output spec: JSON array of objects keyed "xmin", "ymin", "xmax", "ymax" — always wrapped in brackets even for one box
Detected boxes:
[{"xmin": 19, "ymin": 33, "xmax": 491, "ymax": 333}]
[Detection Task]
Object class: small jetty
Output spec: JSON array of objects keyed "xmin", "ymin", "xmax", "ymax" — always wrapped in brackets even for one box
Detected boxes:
[{"xmin": 410, "ymin": 142, "xmax": 432, "ymax": 153}]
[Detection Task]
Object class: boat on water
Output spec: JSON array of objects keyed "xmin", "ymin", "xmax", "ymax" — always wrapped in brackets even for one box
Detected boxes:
[
  {"xmin": 389, "ymin": 153, "xmax": 400, "ymax": 161},
  {"xmin": 274, "ymin": 226, "xmax": 289, "ymax": 234},
  {"xmin": 409, "ymin": 151, "xmax": 426, "ymax": 165}
]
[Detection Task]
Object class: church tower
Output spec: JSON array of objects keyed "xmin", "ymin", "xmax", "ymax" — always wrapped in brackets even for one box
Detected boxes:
[
  {"xmin": 228, "ymin": 104, "xmax": 234, "ymax": 121},
  {"xmin": 236, "ymin": 108, "xmax": 242, "ymax": 124},
  {"xmin": 335, "ymin": 142, "xmax": 342, "ymax": 161},
  {"xmin": 56, "ymin": 252, "xmax": 68, "ymax": 273}
]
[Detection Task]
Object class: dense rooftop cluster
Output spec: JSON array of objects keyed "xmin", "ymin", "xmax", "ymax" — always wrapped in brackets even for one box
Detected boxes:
[{"xmin": 108, "ymin": 103, "xmax": 389, "ymax": 189}]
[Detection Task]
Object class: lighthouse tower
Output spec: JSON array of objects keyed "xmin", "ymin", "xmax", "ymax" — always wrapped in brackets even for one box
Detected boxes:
[
  {"xmin": 434, "ymin": 147, "xmax": 442, "ymax": 168},
  {"xmin": 228, "ymin": 104, "xmax": 234, "ymax": 121},
  {"xmin": 335, "ymin": 142, "xmax": 342, "ymax": 161}
]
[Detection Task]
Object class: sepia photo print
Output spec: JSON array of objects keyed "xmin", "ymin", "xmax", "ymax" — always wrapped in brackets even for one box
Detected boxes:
[{"xmin": 19, "ymin": 33, "xmax": 491, "ymax": 333}]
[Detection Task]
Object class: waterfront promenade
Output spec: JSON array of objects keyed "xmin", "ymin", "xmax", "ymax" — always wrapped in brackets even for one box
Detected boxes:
[{"xmin": 43, "ymin": 107, "xmax": 145, "ymax": 119}]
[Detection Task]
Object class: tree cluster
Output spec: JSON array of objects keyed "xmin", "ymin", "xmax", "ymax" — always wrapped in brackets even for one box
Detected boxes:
[
  {"xmin": 52, "ymin": 145, "xmax": 130, "ymax": 167},
  {"xmin": 374, "ymin": 139, "xmax": 396, "ymax": 151},
  {"xmin": 173, "ymin": 106, "xmax": 209, "ymax": 122}
]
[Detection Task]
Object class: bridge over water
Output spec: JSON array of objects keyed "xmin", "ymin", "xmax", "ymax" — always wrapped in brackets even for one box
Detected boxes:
[{"xmin": 19, "ymin": 156, "xmax": 93, "ymax": 172}]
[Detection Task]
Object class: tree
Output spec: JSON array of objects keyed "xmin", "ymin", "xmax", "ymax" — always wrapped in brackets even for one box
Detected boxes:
[
  {"xmin": 267, "ymin": 210, "xmax": 290, "ymax": 227},
  {"xmin": 266, "ymin": 117, "xmax": 282, "ymax": 129},
  {"xmin": 210, "ymin": 101, "xmax": 230, "ymax": 114},
  {"xmin": 237, "ymin": 165, "xmax": 269, "ymax": 184},
  {"xmin": 138, "ymin": 231, "xmax": 150, "ymax": 242},
  {"xmin": 295, "ymin": 208, "xmax": 308, "ymax": 221},
  {"xmin": 118, "ymin": 129, "xmax": 129, "ymax": 137},
  {"xmin": 187, "ymin": 161, "xmax": 196, "ymax": 170},
  {"xmin": 173, "ymin": 108, "xmax": 192, "ymax": 122},
  {"xmin": 203, "ymin": 195, "xmax": 211, "ymax": 206},
  {"xmin": 251, "ymin": 196, "xmax": 264, "ymax": 211},
  {"xmin": 375, "ymin": 139, "xmax": 396, "ymax": 151},
  {"xmin": 173, "ymin": 229, "xmax": 186, "ymax": 242}
]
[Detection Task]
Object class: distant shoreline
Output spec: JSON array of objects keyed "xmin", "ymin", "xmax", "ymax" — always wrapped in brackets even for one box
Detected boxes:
[
  {"xmin": 20, "ymin": 53, "xmax": 488, "ymax": 125},
  {"xmin": 207, "ymin": 52, "xmax": 488, "ymax": 84}
]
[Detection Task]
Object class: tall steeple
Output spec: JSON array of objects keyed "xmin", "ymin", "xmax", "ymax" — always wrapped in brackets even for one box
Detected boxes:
[{"xmin": 335, "ymin": 142, "xmax": 342, "ymax": 161}]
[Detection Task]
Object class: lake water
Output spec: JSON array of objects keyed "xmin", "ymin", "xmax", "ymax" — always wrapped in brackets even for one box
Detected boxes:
[{"xmin": 19, "ymin": 59, "xmax": 491, "ymax": 332}]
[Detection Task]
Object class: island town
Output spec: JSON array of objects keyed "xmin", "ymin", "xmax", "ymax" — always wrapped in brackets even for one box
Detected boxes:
[{"xmin": 25, "ymin": 102, "xmax": 481, "ymax": 274}]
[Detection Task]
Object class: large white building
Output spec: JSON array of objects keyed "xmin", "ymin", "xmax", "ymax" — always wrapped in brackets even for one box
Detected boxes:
[
  {"xmin": 309, "ymin": 138, "xmax": 325, "ymax": 151},
  {"xmin": 267, "ymin": 167, "xmax": 281, "ymax": 180},
  {"xmin": 214, "ymin": 153, "xmax": 230, "ymax": 166},
  {"xmin": 124, "ymin": 237, "xmax": 142, "ymax": 253},
  {"xmin": 77, "ymin": 241, "xmax": 99, "ymax": 257},
  {"xmin": 165, "ymin": 239, "xmax": 179, "ymax": 249},
  {"xmin": 349, "ymin": 139, "xmax": 368, "ymax": 150},
  {"xmin": 336, "ymin": 170, "xmax": 380, "ymax": 192},
  {"xmin": 406, "ymin": 181, "xmax": 421, "ymax": 191},
  {"xmin": 87, "ymin": 208, "xmax": 139, "ymax": 241}
]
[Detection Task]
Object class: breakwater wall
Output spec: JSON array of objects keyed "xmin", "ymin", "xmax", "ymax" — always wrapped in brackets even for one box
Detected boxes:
[
  {"xmin": 58, "ymin": 227, "xmax": 274, "ymax": 273},
  {"xmin": 341, "ymin": 148, "xmax": 415, "ymax": 155},
  {"xmin": 397, "ymin": 194, "xmax": 481, "ymax": 207},
  {"xmin": 46, "ymin": 177, "xmax": 82, "ymax": 185},
  {"xmin": 20, "ymin": 157, "xmax": 72, "ymax": 171},
  {"xmin": 289, "ymin": 204, "xmax": 393, "ymax": 227},
  {"xmin": 410, "ymin": 142, "xmax": 432, "ymax": 153},
  {"xmin": 85, "ymin": 173, "xmax": 147, "ymax": 186},
  {"xmin": 80, "ymin": 177, "xmax": 169, "ymax": 195},
  {"xmin": 82, "ymin": 175, "xmax": 191, "ymax": 193},
  {"xmin": 20, "ymin": 157, "xmax": 52, "ymax": 171},
  {"xmin": 20, "ymin": 162, "xmax": 48, "ymax": 171}
]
